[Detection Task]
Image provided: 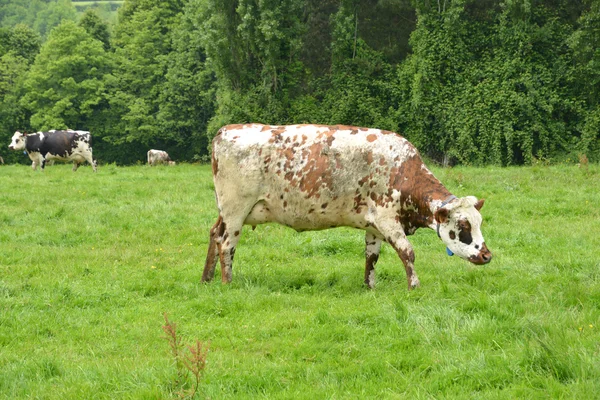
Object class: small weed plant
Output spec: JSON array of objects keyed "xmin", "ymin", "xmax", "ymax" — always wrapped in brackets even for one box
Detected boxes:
[{"xmin": 162, "ymin": 313, "xmax": 209, "ymax": 399}]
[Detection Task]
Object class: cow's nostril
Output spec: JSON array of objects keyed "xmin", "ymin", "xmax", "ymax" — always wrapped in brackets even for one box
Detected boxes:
[{"xmin": 482, "ymin": 253, "xmax": 491, "ymax": 262}]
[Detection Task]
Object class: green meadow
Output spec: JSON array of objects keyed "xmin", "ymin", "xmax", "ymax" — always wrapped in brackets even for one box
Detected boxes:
[{"xmin": 0, "ymin": 162, "xmax": 599, "ymax": 399}]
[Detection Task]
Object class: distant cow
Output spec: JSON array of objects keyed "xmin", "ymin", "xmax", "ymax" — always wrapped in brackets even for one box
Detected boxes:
[
  {"xmin": 202, "ymin": 124, "xmax": 492, "ymax": 290},
  {"xmin": 8, "ymin": 130, "xmax": 97, "ymax": 172},
  {"xmin": 147, "ymin": 149, "xmax": 175, "ymax": 166}
]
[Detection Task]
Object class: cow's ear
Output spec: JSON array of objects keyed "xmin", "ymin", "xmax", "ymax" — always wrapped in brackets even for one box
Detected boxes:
[
  {"xmin": 435, "ymin": 207, "xmax": 450, "ymax": 224},
  {"xmin": 474, "ymin": 199, "xmax": 485, "ymax": 211}
]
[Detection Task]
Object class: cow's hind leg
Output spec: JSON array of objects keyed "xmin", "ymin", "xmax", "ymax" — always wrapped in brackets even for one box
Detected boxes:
[
  {"xmin": 202, "ymin": 213, "xmax": 245, "ymax": 283},
  {"xmin": 364, "ymin": 232, "xmax": 382, "ymax": 289},
  {"xmin": 202, "ymin": 216, "xmax": 222, "ymax": 282},
  {"xmin": 83, "ymin": 152, "xmax": 97, "ymax": 172},
  {"xmin": 72, "ymin": 162, "xmax": 80, "ymax": 172},
  {"xmin": 216, "ymin": 216, "xmax": 245, "ymax": 283}
]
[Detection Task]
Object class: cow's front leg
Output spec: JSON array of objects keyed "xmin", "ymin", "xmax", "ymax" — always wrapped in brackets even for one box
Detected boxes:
[
  {"xmin": 394, "ymin": 239, "xmax": 420, "ymax": 290},
  {"xmin": 364, "ymin": 232, "xmax": 382, "ymax": 289},
  {"xmin": 72, "ymin": 162, "xmax": 80, "ymax": 172},
  {"xmin": 40, "ymin": 156, "xmax": 48, "ymax": 170},
  {"xmin": 375, "ymin": 221, "xmax": 420, "ymax": 290},
  {"xmin": 30, "ymin": 153, "xmax": 43, "ymax": 171}
]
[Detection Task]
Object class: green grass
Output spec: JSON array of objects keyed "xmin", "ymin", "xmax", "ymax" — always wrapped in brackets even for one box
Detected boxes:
[{"xmin": 1, "ymin": 163, "xmax": 599, "ymax": 398}]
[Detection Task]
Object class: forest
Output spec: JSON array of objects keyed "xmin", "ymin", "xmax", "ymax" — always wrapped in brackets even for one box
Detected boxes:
[{"xmin": 0, "ymin": 0, "xmax": 598, "ymax": 165}]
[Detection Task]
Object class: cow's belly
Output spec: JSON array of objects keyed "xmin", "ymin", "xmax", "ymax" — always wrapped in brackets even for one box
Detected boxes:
[
  {"xmin": 46, "ymin": 152, "xmax": 85, "ymax": 163},
  {"xmin": 244, "ymin": 197, "xmax": 370, "ymax": 232}
]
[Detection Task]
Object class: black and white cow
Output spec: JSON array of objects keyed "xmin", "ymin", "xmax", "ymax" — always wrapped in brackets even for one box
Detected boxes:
[
  {"xmin": 203, "ymin": 124, "xmax": 492, "ymax": 290},
  {"xmin": 8, "ymin": 130, "xmax": 97, "ymax": 172}
]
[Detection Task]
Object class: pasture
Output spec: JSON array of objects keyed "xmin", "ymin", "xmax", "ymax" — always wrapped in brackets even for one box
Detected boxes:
[{"xmin": 0, "ymin": 162, "xmax": 599, "ymax": 398}]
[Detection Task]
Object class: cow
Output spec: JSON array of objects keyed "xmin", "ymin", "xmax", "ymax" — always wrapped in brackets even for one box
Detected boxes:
[
  {"xmin": 8, "ymin": 130, "xmax": 97, "ymax": 172},
  {"xmin": 202, "ymin": 124, "xmax": 492, "ymax": 290},
  {"xmin": 147, "ymin": 149, "xmax": 175, "ymax": 166}
]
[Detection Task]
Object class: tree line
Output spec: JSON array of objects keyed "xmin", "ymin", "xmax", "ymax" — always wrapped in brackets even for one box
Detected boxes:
[{"xmin": 0, "ymin": 0, "xmax": 598, "ymax": 166}]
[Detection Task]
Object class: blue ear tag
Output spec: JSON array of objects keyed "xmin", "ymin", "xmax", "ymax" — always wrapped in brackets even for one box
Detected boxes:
[{"xmin": 446, "ymin": 247, "xmax": 454, "ymax": 256}]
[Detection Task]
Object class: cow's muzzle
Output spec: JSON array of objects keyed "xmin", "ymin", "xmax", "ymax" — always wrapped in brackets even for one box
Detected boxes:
[{"xmin": 468, "ymin": 243, "xmax": 492, "ymax": 265}]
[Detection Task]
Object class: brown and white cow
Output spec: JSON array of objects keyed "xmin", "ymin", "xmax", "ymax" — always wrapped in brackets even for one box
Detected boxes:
[
  {"xmin": 147, "ymin": 149, "xmax": 175, "ymax": 166},
  {"xmin": 202, "ymin": 124, "xmax": 492, "ymax": 290}
]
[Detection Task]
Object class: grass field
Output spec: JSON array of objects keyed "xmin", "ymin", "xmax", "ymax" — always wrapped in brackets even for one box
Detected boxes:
[{"xmin": 1, "ymin": 162, "xmax": 599, "ymax": 399}]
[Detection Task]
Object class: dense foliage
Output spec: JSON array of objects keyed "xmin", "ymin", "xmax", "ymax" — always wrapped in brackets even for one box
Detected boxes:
[{"xmin": 0, "ymin": 0, "xmax": 598, "ymax": 165}]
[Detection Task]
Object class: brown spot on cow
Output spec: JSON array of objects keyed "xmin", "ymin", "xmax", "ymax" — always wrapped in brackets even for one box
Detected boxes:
[
  {"xmin": 211, "ymin": 153, "xmax": 219, "ymax": 176},
  {"xmin": 269, "ymin": 129, "xmax": 286, "ymax": 144},
  {"xmin": 296, "ymin": 142, "xmax": 334, "ymax": 198},
  {"xmin": 366, "ymin": 134, "xmax": 378, "ymax": 142},
  {"xmin": 325, "ymin": 134, "xmax": 335, "ymax": 147}
]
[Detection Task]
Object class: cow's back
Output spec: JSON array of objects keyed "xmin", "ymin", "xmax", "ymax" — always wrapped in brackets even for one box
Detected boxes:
[{"xmin": 42, "ymin": 130, "xmax": 75, "ymax": 152}]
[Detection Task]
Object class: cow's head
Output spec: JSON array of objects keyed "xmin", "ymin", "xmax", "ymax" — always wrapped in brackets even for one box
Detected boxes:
[
  {"xmin": 434, "ymin": 196, "xmax": 492, "ymax": 265},
  {"xmin": 8, "ymin": 131, "xmax": 26, "ymax": 151}
]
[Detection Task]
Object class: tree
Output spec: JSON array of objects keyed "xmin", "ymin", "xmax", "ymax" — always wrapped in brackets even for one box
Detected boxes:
[
  {"xmin": 32, "ymin": 0, "xmax": 77, "ymax": 39},
  {"xmin": 198, "ymin": 0, "xmax": 307, "ymax": 132},
  {"xmin": 78, "ymin": 8, "xmax": 111, "ymax": 51},
  {"xmin": 0, "ymin": 24, "xmax": 40, "ymax": 164},
  {"xmin": 19, "ymin": 20, "xmax": 113, "ymax": 131},
  {"xmin": 106, "ymin": 0, "xmax": 184, "ymax": 152},
  {"xmin": 569, "ymin": 0, "xmax": 600, "ymax": 159},
  {"xmin": 394, "ymin": 0, "xmax": 586, "ymax": 165},
  {"xmin": 157, "ymin": 1, "xmax": 216, "ymax": 160}
]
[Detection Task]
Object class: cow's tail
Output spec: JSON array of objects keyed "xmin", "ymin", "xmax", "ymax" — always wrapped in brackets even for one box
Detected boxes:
[{"xmin": 202, "ymin": 215, "xmax": 223, "ymax": 282}]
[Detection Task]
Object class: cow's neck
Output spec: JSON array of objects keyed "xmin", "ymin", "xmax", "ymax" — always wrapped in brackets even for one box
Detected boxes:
[{"xmin": 398, "ymin": 160, "xmax": 454, "ymax": 232}]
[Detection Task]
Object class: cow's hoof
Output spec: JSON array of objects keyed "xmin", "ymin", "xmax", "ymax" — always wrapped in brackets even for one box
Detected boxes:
[{"xmin": 409, "ymin": 276, "xmax": 420, "ymax": 290}]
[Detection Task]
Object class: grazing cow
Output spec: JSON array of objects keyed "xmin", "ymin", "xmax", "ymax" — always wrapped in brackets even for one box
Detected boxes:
[
  {"xmin": 203, "ymin": 124, "xmax": 492, "ymax": 290},
  {"xmin": 147, "ymin": 149, "xmax": 175, "ymax": 166},
  {"xmin": 8, "ymin": 130, "xmax": 97, "ymax": 172}
]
